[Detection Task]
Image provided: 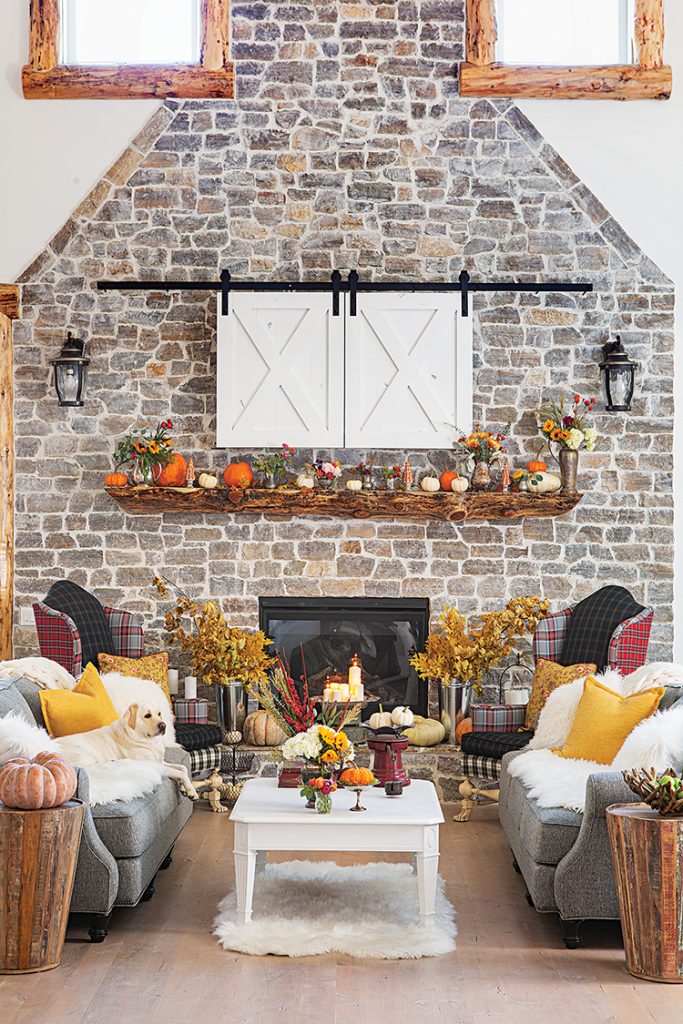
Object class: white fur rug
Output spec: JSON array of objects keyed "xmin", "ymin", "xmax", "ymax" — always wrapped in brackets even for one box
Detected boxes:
[{"xmin": 214, "ymin": 861, "xmax": 456, "ymax": 959}]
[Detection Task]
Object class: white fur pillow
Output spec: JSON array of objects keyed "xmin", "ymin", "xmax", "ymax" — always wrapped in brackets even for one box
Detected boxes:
[
  {"xmin": 100, "ymin": 671, "xmax": 176, "ymax": 746},
  {"xmin": 528, "ymin": 668, "xmax": 623, "ymax": 750},
  {"xmin": 0, "ymin": 712, "xmax": 61, "ymax": 765},
  {"xmin": 613, "ymin": 705, "xmax": 683, "ymax": 772}
]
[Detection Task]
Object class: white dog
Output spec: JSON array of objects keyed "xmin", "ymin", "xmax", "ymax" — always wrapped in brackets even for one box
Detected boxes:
[{"xmin": 58, "ymin": 702, "xmax": 199, "ymax": 800}]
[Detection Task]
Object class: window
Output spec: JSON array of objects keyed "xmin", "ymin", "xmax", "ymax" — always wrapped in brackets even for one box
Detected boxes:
[
  {"xmin": 23, "ymin": 0, "xmax": 233, "ymax": 100},
  {"xmin": 460, "ymin": 0, "xmax": 671, "ymax": 101},
  {"xmin": 497, "ymin": 0, "xmax": 634, "ymax": 67},
  {"xmin": 61, "ymin": 0, "xmax": 201, "ymax": 67}
]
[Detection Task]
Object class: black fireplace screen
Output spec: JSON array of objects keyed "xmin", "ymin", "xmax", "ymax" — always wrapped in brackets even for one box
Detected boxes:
[{"xmin": 258, "ymin": 597, "xmax": 429, "ymax": 716}]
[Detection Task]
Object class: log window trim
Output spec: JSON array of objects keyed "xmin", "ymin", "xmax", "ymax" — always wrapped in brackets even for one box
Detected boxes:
[
  {"xmin": 460, "ymin": 0, "xmax": 672, "ymax": 101},
  {"xmin": 22, "ymin": 0, "xmax": 234, "ymax": 100}
]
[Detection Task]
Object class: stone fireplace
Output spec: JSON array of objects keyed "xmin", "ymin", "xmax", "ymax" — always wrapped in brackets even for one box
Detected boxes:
[{"xmin": 259, "ymin": 596, "xmax": 429, "ymax": 715}]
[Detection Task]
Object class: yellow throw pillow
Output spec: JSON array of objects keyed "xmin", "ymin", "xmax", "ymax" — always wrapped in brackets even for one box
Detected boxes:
[
  {"xmin": 525, "ymin": 658, "xmax": 597, "ymax": 730},
  {"xmin": 40, "ymin": 663, "xmax": 119, "ymax": 738},
  {"xmin": 553, "ymin": 677, "xmax": 665, "ymax": 764},
  {"xmin": 98, "ymin": 651, "xmax": 170, "ymax": 703}
]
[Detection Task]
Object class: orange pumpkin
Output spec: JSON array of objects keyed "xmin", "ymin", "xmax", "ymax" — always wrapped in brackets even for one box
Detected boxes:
[
  {"xmin": 154, "ymin": 453, "xmax": 187, "ymax": 487},
  {"xmin": 223, "ymin": 462, "xmax": 254, "ymax": 489},
  {"xmin": 0, "ymin": 752, "xmax": 77, "ymax": 809},
  {"xmin": 455, "ymin": 717, "xmax": 473, "ymax": 744},
  {"xmin": 104, "ymin": 472, "xmax": 128, "ymax": 487},
  {"xmin": 526, "ymin": 461, "xmax": 547, "ymax": 473},
  {"xmin": 439, "ymin": 470, "xmax": 459, "ymax": 492},
  {"xmin": 339, "ymin": 766, "xmax": 376, "ymax": 787}
]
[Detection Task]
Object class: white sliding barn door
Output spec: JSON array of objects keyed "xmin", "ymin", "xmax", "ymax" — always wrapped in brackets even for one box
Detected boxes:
[
  {"xmin": 216, "ymin": 293, "xmax": 344, "ymax": 448},
  {"xmin": 344, "ymin": 293, "xmax": 472, "ymax": 449}
]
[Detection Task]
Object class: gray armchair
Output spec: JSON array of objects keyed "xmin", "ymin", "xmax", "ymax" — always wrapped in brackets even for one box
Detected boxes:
[{"xmin": 0, "ymin": 677, "xmax": 193, "ymax": 942}]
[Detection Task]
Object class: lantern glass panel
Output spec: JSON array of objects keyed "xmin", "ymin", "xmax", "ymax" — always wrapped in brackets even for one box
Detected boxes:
[
  {"xmin": 55, "ymin": 362, "xmax": 87, "ymax": 405},
  {"xmin": 606, "ymin": 364, "xmax": 634, "ymax": 409}
]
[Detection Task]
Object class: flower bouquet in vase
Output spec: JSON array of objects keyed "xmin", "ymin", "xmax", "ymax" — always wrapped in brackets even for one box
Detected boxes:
[
  {"xmin": 537, "ymin": 393, "xmax": 597, "ymax": 494},
  {"xmin": 252, "ymin": 442, "xmax": 295, "ymax": 489},
  {"xmin": 280, "ymin": 723, "xmax": 355, "ymax": 809},
  {"xmin": 453, "ymin": 425, "xmax": 507, "ymax": 491}
]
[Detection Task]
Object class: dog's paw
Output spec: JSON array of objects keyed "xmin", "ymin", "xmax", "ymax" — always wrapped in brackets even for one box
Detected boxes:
[{"xmin": 181, "ymin": 784, "xmax": 200, "ymax": 801}]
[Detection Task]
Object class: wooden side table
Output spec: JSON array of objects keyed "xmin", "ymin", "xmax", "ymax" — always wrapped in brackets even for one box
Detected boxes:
[
  {"xmin": 0, "ymin": 799, "xmax": 85, "ymax": 974},
  {"xmin": 607, "ymin": 803, "xmax": 683, "ymax": 983}
]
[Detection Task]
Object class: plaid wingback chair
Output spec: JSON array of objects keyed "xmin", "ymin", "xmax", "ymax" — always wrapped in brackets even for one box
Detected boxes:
[
  {"xmin": 456, "ymin": 589, "xmax": 654, "ymax": 820},
  {"xmin": 32, "ymin": 599, "xmax": 223, "ymax": 777}
]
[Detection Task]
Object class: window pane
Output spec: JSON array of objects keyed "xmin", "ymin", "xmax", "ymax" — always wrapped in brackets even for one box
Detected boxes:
[
  {"xmin": 497, "ymin": 0, "xmax": 634, "ymax": 66},
  {"xmin": 61, "ymin": 0, "xmax": 200, "ymax": 66}
]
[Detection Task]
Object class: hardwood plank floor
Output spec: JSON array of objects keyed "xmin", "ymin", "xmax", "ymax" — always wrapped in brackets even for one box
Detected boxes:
[{"xmin": 1, "ymin": 801, "xmax": 677, "ymax": 1024}]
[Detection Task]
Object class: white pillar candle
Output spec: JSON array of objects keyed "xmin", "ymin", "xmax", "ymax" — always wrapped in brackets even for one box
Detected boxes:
[
  {"xmin": 350, "ymin": 681, "xmax": 364, "ymax": 702},
  {"xmin": 348, "ymin": 654, "xmax": 362, "ymax": 689},
  {"xmin": 184, "ymin": 676, "xmax": 197, "ymax": 700},
  {"xmin": 323, "ymin": 686, "xmax": 333, "ymax": 703},
  {"xmin": 168, "ymin": 669, "xmax": 179, "ymax": 696},
  {"xmin": 339, "ymin": 683, "xmax": 350, "ymax": 701}
]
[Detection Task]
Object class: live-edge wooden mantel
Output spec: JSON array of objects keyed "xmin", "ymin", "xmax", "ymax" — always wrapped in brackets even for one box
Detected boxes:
[{"xmin": 105, "ymin": 486, "xmax": 582, "ymax": 522}]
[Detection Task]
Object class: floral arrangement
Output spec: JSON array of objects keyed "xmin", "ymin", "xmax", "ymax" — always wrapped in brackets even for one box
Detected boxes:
[
  {"xmin": 309, "ymin": 459, "xmax": 342, "ymax": 481},
  {"xmin": 245, "ymin": 654, "xmax": 317, "ymax": 737},
  {"xmin": 410, "ymin": 597, "xmax": 549, "ymax": 696},
  {"xmin": 152, "ymin": 575, "xmax": 273, "ymax": 687},
  {"xmin": 114, "ymin": 420, "xmax": 174, "ymax": 477},
  {"xmin": 281, "ymin": 723, "xmax": 354, "ymax": 772},
  {"xmin": 301, "ymin": 776, "xmax": 337, "ymax": 813},
  {"xmin": 381, "ymin": 464, "xmax": 403, "ymax": 482},
  {"xmin": 353, "ymin": 461, "xmax": 373, "ymax": 479},
  {"xmin": 538, "ymin": 393, "xmax": 597, "ymax": 451},
  {"xmin": 454, "ymin": 425, "xmax": 507, "ymax": 465},
  {"xmin": 252, "ymin": 443, "xmax": 296, "ymax": 477}
]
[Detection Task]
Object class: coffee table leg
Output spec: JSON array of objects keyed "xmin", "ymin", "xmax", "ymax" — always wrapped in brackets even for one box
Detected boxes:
[
  {"xmin": 234, "ymin": 824, "xmax": 256, "ymax": 924},
  {"xmin": 255, "ymin": 851, "xmax": 267, "ymax": 875},
  {"xmin": 416, "ymin": 853, "xmax": 439, "ymax": 925}
]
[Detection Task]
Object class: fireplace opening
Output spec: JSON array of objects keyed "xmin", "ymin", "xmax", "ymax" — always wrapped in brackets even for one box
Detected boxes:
[{"xmin": 259, "ymin": 597, "xmax": 430, "ymax": 717}]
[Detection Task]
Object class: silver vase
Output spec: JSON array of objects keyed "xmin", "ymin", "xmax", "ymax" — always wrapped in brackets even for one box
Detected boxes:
[
  {"xmin": 215, "ymin": 681, "xmax": 248, "ymax": 735},
  {"xmin": 441, "ymin": 680, "xmax": 472, "ymax": 745},
  {"xmin": 559, "ymin": 449, "xmax": 579, "ymax": 494}
]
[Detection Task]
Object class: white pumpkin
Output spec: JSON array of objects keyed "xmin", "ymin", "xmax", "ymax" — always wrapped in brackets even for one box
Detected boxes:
[
  {"xmin": 368, "ymin": 710, "xmax": 393, "ymax": 729},
  {"xmin": 450, "ymin": 476, "xmax": 469, "ymax": 493},
  {"xmin": 527, "ymin": 471, "xmax": 562, "ymax": 495},
  {"xmin": 391, "ymin": 705, "xmax": 414, "ymax": 727},
  {"xmin": 198, "ymin": 473, "xmax": 218, "ymax": 489},
  {"xmin": 420, "ymin": 476, "xmax": 440, "ymax": 493},
  {"xmin": 296, "ymin": 474, "xmax": 315, "ymax": 489},
  {"xmin": 346, "ymin": 479, "xmax": 362, "ymax": 491}
]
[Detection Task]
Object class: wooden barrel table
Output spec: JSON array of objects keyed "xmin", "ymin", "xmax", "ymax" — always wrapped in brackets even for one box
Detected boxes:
[
  {"xmin": 607, "ymin": 803, "xmax": 683, "ymax": 983},
  {"xmin": 0, "ymin": 800, "xmax": 85, "ymax": 974}
]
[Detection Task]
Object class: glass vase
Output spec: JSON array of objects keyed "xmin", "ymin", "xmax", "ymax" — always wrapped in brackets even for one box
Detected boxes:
[
  {"xmin": 559, "ymin": 449, "xmax": 579, "ymax": 494},
  {"xmin": 315, "ymin": 792, "xmax": 333, "ymax": 814}
]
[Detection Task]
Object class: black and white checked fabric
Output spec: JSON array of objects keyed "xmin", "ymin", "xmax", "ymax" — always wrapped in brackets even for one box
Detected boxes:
[
  {"xmin": 188, "ymin": 745, "xmax": 223, "ymax": 776},
  {"xmin": 461, "ymin": 754, "xmax": 502, "ymax": 782},
  {"xmin": 559, "ymin": 585, "xmax": 644, "ymax": 670},
  {"xmin": 43, "ymin": 580, "xmax": 115, "ymax": 671}
]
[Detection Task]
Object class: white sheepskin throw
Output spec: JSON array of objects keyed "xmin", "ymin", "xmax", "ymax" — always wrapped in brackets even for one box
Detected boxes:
[
  {"xmin": 214, "ymin": 860, "xmax": 456, "ymax": 959},
  {"xmin": 100, "ymin": 671, "xmax": 176, "ymax": 746},
  {"xmin": 0, "ymin": 657, "xmax": 76, "ymax": 690},
  {"xmin": 0, "ymin": 712, "xmax": 60, "ymax": 763},
  {"xmin": 528, "ymin": 668, "xmax": 622, "ymax": 751},
  {"xmin": 86, "ymin": 760, "xmax": 165, "ymax": 807}
]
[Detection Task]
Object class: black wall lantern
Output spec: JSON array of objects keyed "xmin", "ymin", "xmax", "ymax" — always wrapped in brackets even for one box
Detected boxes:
[
  {"xmin": 52, "ymin": 333, "xmax": 90, "ymax": 407},
  {"xmin": 599, "ymin": 336, "xmax": 638, "ymax": 412}
]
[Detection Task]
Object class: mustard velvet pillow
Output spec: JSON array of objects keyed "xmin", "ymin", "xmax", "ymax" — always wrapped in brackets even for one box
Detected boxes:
[
  {"xmin": 98, "ymin": 651, "xmax": 170, "ymax": 703},
  {"xmin": 525, "ymin": 658, "xmax": 597, "ymax": 730},
  {"xmin": 553, "ymin": 677, "xmax": 665, "ymax": 765},
  {"xmin": 39, "ymin": 663, "xmax": 119, "ymax": 738}
]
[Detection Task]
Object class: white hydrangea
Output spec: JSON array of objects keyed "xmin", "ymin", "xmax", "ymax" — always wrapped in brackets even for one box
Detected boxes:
[
  {"xmin": 282, "ymin": 727, "xmax": 322, "ymax": 761},
  {"xmin": 565, "ymin": 428, "xmax": 585, "ymax": 451},
  {"xmin": 583, "ymin": 427, "xmax": 597, "ymax": 451}
]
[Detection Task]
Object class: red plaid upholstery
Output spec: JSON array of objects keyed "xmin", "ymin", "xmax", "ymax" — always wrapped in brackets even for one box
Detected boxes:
[
  {"xmin": 531, "ymin": 605, "xmax": 652, "ymax": 674},
  {"xmin": 173, "ymin": 698, "xmax": 210, "ymax": 725},
  {"xmin": 33, "ymin": 601, "xmax": 144, "ymax": 677}
]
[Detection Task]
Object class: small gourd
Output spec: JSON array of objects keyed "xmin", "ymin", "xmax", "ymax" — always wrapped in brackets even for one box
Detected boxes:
[
  {"xmin": 367, "ymin": 708, "xmax": 393, "ymax": 729},
  {"xmin": 455, "ymin": 717, "xmax": 473, "ymax": 744},
  {"xmin": 104, "ymin": 472, "xmax": 128, "ymax": 488},
  {"xmin": 404, "ymin": 716, "xmax": 446, "ymax": 747},
  {"xmin": 420, "ymin": 475, "xmax": 440, "ymax": 493},
  {"xmin": 242, "ymin": 710, "xmax": 287, "ymax": 747},
  {"xmin": 346, "ymin": 479, "xmax": 362, "ymax": 491},
  {"xmin": 527, "ymin": 471, "xmax": 562, "ymax": 495},
  {"xmin": 526, "ymin": 460, "xmax": 547, "ymax": 473},
  {"xmin": 198, "ymin": 472, "xmax": 219, "ymax": 489},
  {"xmin": 339, "ymin": 766, "xmax": 376, "ymax": 787},
  {"xmin": 391, "ymin": 705, "xmax": 414, "ymax": 727},
  {"xmin": 450, "ymin": 476, "xmax": 469, "ymax": 494},
  {"xmin": 296, "ymin": 474, "xmax": 315, "ymax": 489}
]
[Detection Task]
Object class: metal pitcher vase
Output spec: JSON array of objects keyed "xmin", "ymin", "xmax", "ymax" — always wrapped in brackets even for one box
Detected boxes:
[{"xmin": 215, "ymin": 681, "xmax": 248, "ymax": 735}]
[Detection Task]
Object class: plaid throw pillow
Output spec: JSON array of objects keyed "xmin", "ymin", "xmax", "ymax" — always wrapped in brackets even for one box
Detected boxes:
[
  {"xmin": 43, "ymin": 580, "xmax": 115, "ymax": 671},
  {"xmin": 525, "ymin": 658, "xmax": 597, "ymax": 730},
  {"xmin": 559, "ymin": 586, "xmax": 644, "ymax": 670}
]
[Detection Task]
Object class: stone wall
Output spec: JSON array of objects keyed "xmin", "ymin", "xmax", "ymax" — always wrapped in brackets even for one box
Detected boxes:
[{"xmin": 11, "ymin": 0, "xmax": 675, "ymax": 668}]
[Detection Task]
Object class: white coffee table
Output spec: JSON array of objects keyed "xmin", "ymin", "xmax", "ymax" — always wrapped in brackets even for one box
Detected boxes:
[{"xmin": 230, "ymin": 778, "xmax": 444, "ymax": 925}]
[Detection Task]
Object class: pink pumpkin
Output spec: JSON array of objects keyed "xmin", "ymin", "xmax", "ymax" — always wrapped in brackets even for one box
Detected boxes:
[{"xmin": 0, "ymin": 752, "xmax": 77, "ymax": 809}]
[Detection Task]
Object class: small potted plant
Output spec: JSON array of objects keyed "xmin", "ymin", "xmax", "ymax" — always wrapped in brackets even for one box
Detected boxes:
[
  {"xmin": 252, "ymin": 443, "xmax": 296, "ymax": 489},
  {"xmin": 380, "ymin": 464, "xmax": 403, "ymax": 491},
  {"xmin": 353, "ymin": 461, "xmax": 374, "ymax": 491}
]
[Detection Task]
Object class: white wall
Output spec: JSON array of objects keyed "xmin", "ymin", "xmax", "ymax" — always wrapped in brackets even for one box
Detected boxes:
[{"xmin": 1, "ymin": 0, "xmax": 681, "ymax": 652}]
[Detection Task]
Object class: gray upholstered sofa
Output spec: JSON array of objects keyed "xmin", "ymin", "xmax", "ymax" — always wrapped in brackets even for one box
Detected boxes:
[
  {"xmin": 0, "ymin": 676, "xmax": 193, "ymax": 942},
  {"xmin": 498, "ymin": 685, "xmax": 683, "ymax": 949}
]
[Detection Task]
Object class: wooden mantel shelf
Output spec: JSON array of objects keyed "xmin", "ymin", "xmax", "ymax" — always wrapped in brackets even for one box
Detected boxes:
[{"xmin": 105, "ymin": 486, "xmax": 582, "ymax": 522}]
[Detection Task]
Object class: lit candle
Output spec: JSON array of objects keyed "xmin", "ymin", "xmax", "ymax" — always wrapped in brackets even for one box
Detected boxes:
[
  {"xmin": 168, "ymin": 669, "xmax": 179, "ymax": 696},
  {"xmin": 339, "ymin": 683, "xmax": 350, "ymax": 701},
  {"xmin": 323, "ymin": 685, "xmax": 333, "ymax": 703},
  {"xmin": 348, "ymin": 654, "xmax": 362, "ymax": 689},
  {"xmin": 184, "ymin": 676, "xmax": 197, "ymax": 700},
  {"xmin": 350, "ymin": 681, "xmax": 364, "ymax": 702}
]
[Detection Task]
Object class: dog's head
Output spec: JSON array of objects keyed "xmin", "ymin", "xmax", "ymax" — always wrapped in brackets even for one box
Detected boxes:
[{"xmin": 123, "ymin": 703, "xmax": 167, "ymax": 739}]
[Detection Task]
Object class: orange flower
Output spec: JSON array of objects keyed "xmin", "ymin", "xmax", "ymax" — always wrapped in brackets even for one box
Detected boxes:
[
  {"xmin": 488, "ymin": 438, "xmax": 500, "ymax": 449},
  {"xmin": 542, "ymin": 419, "xmax": 554, "ymax": 433},
  {"xmin": 133, "ymin": 440, "xmax": 147, "ymax": 454}
]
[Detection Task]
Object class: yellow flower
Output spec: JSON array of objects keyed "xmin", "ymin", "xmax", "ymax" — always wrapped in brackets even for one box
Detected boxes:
[
  {"xmin": 317, "ymin": 726, "xmax": 336, "ymax": 745},
  {"xmin": 512, "ymin": 470, "xmax": 525, "ymax": 480},
  {"xmin": 542, "ymin": 419, "xmax": 554, "ymax": 433},
  {"xmin": 334, "ymin": 732, "xmax": 349, "ymax": 751},
  {"xmin": 321, "ymin": 750, "xmax": 339, "ymax": 764},
  {"xmin": 488, "ymin": 438, "xmax": 500, "ymax": 449},
  {"xmin": 148, "ymin": 441, "xmax": 160, "ymax": 455}
]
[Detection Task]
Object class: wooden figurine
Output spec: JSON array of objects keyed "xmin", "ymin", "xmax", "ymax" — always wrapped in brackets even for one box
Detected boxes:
[
  {"xmin": 194, "ymin": 769, "xmax": 243, "ymax": 813},
  {"xmin": 402, "ymin": 458, "xmax": 413, "ymax": 490}
]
